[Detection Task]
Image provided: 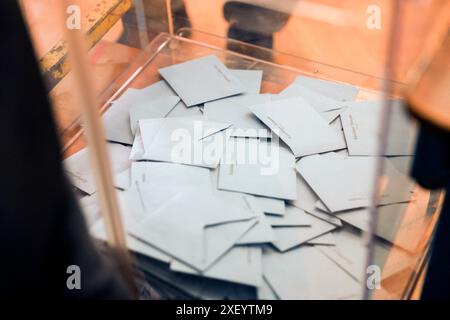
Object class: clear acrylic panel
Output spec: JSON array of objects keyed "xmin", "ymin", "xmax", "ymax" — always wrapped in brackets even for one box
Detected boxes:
[{"xmin": 19, "ymin": 0, "xmax": 448, "ymax": 299}]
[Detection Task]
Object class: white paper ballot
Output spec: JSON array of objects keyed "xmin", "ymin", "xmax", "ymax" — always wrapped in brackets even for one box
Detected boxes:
[
  {"xmin": 249, "ymin": 97, "xmax": 346, "ymax": 157},
  {"xmin": 170, "ymin": 246, "xmax": 263, "ymax": 287},
  {"xmin": 131, "ymin": 116, "xmax": 201, "ymax": 161},
  {"xmin": 322, "ymin": 109, "xmax": 342, "ymax": 123},
  {"xmin": 292, "ymin": 75, "xmax": 359, "ymax": 102},
  {"xmin": 204, "ymin": 94, "xmax": 272, "ymax": 138},
  {"xmin": 129, "ymin": 161, "xmax": 212, "ymax": 215},
  {"xmin": 88, "ymin": 191, "xmax": 172, "ymax": 264},
  {"xmin": 127, "ymin": 235, "xmax": 172, "ymax": 263},
  {"xmin": 130, "ymin": 161, "xmax": 212, "ymax": 186},
  {"xmin": 329, "ymin": 115, "xmax": 347, "ymax": 150},
  {"xmin": 114, "ymin": 168, "xmax": 130, "ymax": 190},
  {"xmin": 255, "ymin": 196, "xmax": 285, "ymax": 216},
  {"xmin": 92, "ymin": 218, "xmax": 172, "ymax": 264},
  {"xmin": 307, "ymin": 232, "xmax": 336, "ymax": 246},
  {"xmin": 218, "ymin": 138, "xmax": 297, "ymax": 200},
  {"xmin": 315, "ymin": 200, "xmax": 329, "ymax": 212},
  {"xmin": 273, "ymin": 86, "xmax": 343, "ymax": 124},
  {"xmin": 127, "ymin": 180, "xmax": 185, "ymax": 221},
  {"xmin": 332, "ymin": 196, "xmax": 429, "ymax": 252},
  {"xmin": 129, "ymin": 187, "xmax": 257, "ymax": 270},
  {"xmin": 138, "ymin": 80, "xmax": 203, "ymax": 117},
  {"xmin": 166, "ymin": 101, "xmax": 203, "ymax": 118},
  {"xmin": 230, "ymin": 69, "xmax": 263, "ymax": 94},
  {"xmin": 139, "ymin": 117, "xmax": 232, "ymax": 168},
  {"xmin": 340, "ymin": 100, "xmax": 417, "ymax": 156},
  {"xmin": 102, "ymin": 102, "xmax": 134, "ymax": 145},
  {"xmin": 319, "ymin": 228, "xmax": 413, "ymax": 282},
  {"xmin": 159, "ymin": 55, "xmax": 246, "ymax": 106},
  {"xmin": 307, "ymin": 208, "xmax": 343, "ymax": 227},
  {"xmin": 236, "ymin": 196, "xmax": 277, "ymax": 245},
  {"xmin": 296, "ymin": 153, "xmax": 415, "ymax": 212},
  {"xmin": 278, "ymin": 82, "xmax": 344, "ymax": 112},
  {"xmin": 104, "ymin": 81, "xmax": 181, "ymax": 145},
  {"xmin": 129, "ymin": 126, "xmax": 145, "ymax": 160},
  {"xmin": 79, "ymin": 194, "xmax": 101, "ymax": 227},
  {"xmin": 64, "ymin": 143, "xmax": 131, "ymax": 195},
  {"xmin": 263, "ymin": 246, "xmax": 361, "ymax": 299},
  {"xmin": 129, "ymin": 95, "xmax": 180, "ymax": 134},
  {"xmin": 111, "ymin": 88, "xmax": 142, "ymax": 106},
  {"xmin": 289, "ymin": 173, "xmax": 342, "ymax": 227},
  {"xmin": 117, "ymin": 80, "xmax": 200, "ymax": 119},
  {"xmin": 271, "ymin": 209, "xmax": 336, "ymax": 252},
  {"xmin": 290, "ymin": 172, "xmax": 318, "ymax": 212},
  {"xmin": 258, "ymin": 276, "xmax": 279, "ymax": 300},
  {"xmin": 113, "ymin": 80, "xmax": 178, "ymax": 106},
  {"xmin": 138, "ymin": 256, "xmax": 256, "ymax": 299},
  {"xmin": 266, "ymin": 205, "xmax": 311, "ymax": 227}
]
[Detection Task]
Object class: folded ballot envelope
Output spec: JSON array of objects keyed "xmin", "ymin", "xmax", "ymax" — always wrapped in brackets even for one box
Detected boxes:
[
  {"xmin": 263, "ymin": 245, "xmax": 361, "ymax": 300},
  {"xmin": 103, "ymin": 81, "xmax": 183, "ymax": 145},
  {"xmin": 278, "ymin": 81, "xmax": 344, "ymax": 112},
  {"xmin": 291, "ymin": 75, "xmax": 359, "ymax": 102},
  {"xmin": 204, "ymin": 94, "xmax": 272, "ymax": 138},
  {"xmin": 128, "ymin": 187, "xmax": 258, "ymax": 271},
  {"xmin": 319, "ymin": 228, "xmax": 414, "ymax": 282},
  {"xmin": 218, "ymin": 138, "xmax": 297, "ymax": 200},
  {"xmin": 296, "ymin": 153, "xmax": 414, "ymax": 213},
  {"xmin": 63, "ymin": 143, "xmax": 131, "ymax": 195},
  {"xmin": 138, "ymin": 117, "xmax": 232, "ymax": 168},
  {"xmin": 170, "ymin": 246, "xmax": 263, "ymax": 287},
  {"xmin": 229, "ymin": 69, "xmax": 263, "ymax": 95},
  {"xmin": 249, "ymin": 97, "xmax": 346, "ymax": 157},
  {"xmin": 340, "ymin": 100, "xmax": 417, "ymax": 156},
  {"xmin": 235, "ymin": 194, "xmax": 277, "ymax": 245},
  {"xmin": 270, "ymin": 206, "xmax": 337, "ymax": 252},
  {"xmin": 129, "ymin": 95, "xmax": 180, "ymax": 134},
  {"xmin": 159, "ymin": 55, "xmax": 246, "ymax": 107}
]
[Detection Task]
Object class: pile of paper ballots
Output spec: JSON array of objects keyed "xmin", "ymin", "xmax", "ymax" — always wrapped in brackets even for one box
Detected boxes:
[{"xmin": 64, "ymin": 54, "xmax": 420, "ymax": 299}]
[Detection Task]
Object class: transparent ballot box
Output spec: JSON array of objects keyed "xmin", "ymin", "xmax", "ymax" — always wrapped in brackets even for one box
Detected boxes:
[{"xmin": 20, "ymin": 0, "xmax": 449, "ymax": 299}]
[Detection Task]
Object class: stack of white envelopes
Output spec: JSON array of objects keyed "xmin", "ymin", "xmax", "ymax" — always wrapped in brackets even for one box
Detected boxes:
[{"xmin": 63, "ymin": 54, "xmax": 420, "ymax": 299}]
